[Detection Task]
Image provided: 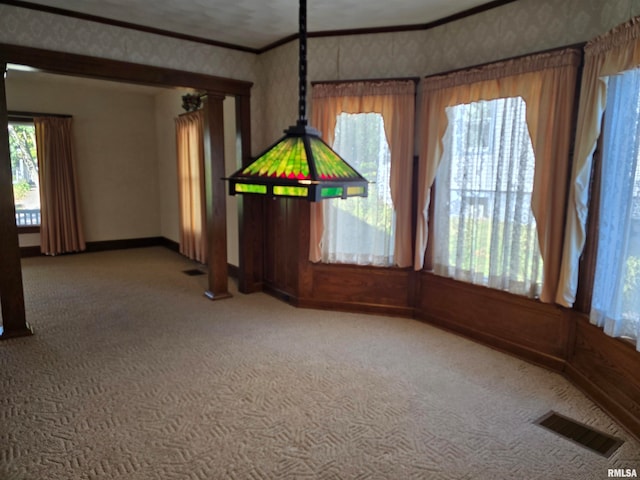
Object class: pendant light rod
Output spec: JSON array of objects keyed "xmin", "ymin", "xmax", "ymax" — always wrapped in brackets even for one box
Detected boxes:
[
  {"xmin": 298, "ymin": 0, "xmax": 307, "ymax": 123},
  {"xmin": 225, "ymin": 0, "xmax": 369, "ymax": 202}
]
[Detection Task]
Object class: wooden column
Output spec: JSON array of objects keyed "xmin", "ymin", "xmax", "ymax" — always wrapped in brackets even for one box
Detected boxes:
[
  {"xmin": 235, "ymin": 93, "xmax": 264, "ymax": 294},
  {"xmin": 202, "ymin": 93, "xmax": 231, "ymax": 300},
  {"xmin": 0, "ymin": 63, "xmax": 33, "ymax": 339}
]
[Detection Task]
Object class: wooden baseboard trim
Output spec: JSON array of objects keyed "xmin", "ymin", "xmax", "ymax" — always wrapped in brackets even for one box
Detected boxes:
[
  {"xmin": 159, "ymin": 237, "xmax": 179, "ymax": 252},
  {"xmin": 23, "ymin": 238, "xmax": 242, "ymax": 287},
  {"xmin": 18, "ymin": 225, "xmax": 39, "ymax": 234},
  {"xmin": 85, "ymin": 237, "xmax": 166, "ymax": 252},
  {"xmin": 263, "ymin": 284, "xmax": 297, "ymax": 305},
  {"xmin": 298, "ymin": 298, "xmax": 414, "ymax": 318},
  {"xmin": 564, "ymin": 362, "xmax": 640, "ymax": 443},
  {"xmin": 227, "ymin": 263, "xmax": 239, "ymax": 279},
  {"xmin": 238, "ymin": 280, "xmax": 264, "ymax": 294},
  {"xmin": 415, "ymin": 311, "xmax": 566, "ymax": 372},
  {"xmin": 21, "ymin": 237, "xmax": 182, "ymax": 258},
  {"xmin": 19, "ymin": 245, "xmax": 41, "ymax": 257},
  {"xmin": 159, "ymin": 240, "xmax": 239, "ymax": 280}
]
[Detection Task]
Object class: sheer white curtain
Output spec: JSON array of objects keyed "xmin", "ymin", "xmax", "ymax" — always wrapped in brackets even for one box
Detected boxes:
[
  {"xmin": 556, "ymin": 17, "xmax": 640, "ymax": 306},
  {"xmin": 310, "ymin": 80, "xmax": 416, "ymax": 267},
  {"xmin": 416, "ymin": 48, "xmax": 580, "ymax": 303},
  {"xmin": 321, "ymin": 112, "xmax": 395, "ymax": 265},
  {"xmin": 590, "ymin": 68, "xmax": 640, "ymax": 350},
  {"xmin": 433, "ymin": 98, "xmax": 542, "ymax": 297}
]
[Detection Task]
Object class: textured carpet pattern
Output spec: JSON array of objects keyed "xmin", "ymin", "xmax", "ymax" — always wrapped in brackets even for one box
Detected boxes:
[{"xmin": 1, "ymin": 247, "xmax": 639, "ymax": 479}]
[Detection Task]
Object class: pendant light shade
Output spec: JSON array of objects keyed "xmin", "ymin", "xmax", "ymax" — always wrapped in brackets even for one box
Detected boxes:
[
  {"xmin": 226, "ymin": 0, "xmax": 368, "ymax": 202},
  {"xmin": 228, "ymin": 121, "xmax": 368, "ymax": 201}
]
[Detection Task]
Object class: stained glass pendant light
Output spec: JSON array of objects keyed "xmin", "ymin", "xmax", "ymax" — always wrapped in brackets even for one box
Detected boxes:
[{"xmin": 226, "ymin": 0, "xmax": 368, "ymax": 202}]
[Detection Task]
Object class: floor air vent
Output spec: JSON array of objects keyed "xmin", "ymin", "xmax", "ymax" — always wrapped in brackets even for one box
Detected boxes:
[
  {"xmin": 182, "ymin": 268, "xmax": 206, "ymax": 276},
  {"xmin": 534, "ymin": 411, "xmax": 623, "ymax": 457}
]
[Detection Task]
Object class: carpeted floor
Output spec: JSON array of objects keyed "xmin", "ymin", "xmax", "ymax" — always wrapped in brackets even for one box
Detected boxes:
[{"xmin": 1, "ymin": 247, "xmax": 639, "ymax": 479}]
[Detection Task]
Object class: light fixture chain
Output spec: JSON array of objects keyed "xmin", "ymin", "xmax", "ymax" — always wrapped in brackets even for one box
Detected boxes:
[
  {"xmin": 226, "ymin": 0, "xmax": 368, "ymax": 202},
  {"xmin": 298, "ymin": 0, "xmax": 307, "ymax": 122}
]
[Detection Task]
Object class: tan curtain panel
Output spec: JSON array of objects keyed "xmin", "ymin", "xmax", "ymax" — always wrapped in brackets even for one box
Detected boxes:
[
  {"xmin": 415, "ymin": 49, "xmax": 580, "ymax": 304},
  {"xmin": 176, "ymin": 110, "xmax": 207, "ymax": 264},
  {"xmin": 309, "ymin": 80, "xmax": 416, "ymax": 267},
  {"xmin": 557, "ymin": 17, "xmax": 640, "ymax": 307},
  {"xmin": 35, "ymin": 117, "xmax": 85, "ymax": 255}
]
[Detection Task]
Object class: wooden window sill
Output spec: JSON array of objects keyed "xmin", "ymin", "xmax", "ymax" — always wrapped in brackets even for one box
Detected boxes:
[{"xmin": 18, "ymin": 226, "xmax": 40, "ymax": 234}]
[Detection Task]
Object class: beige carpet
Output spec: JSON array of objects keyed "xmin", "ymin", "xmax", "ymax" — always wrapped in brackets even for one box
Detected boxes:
[{"xmin": 1, "ymin": 247, "xmax": 638, "ymax": 479}]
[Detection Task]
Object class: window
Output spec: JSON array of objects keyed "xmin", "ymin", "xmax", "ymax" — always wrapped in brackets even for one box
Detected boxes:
[
  {"xmin": 310, "ymin": 80, "xmax": 416, "ymax": 267},
  {"xmin": 590, "ymin": 67, "xmax": 640, "ymax": 348},
  {"xmin": 417, "ymin": 50, "xmax": 579, "ymax": 303},
  {"xmin": 433, "ymin": 97, "xmax": 543, "ymax": 297},
  {"xmin": 321, "ymin": 112, "xmax": 395, "ymax": 266},
  {"xmin": 9, "ymin": 120, "xmax": 40, "ymax": 227}
]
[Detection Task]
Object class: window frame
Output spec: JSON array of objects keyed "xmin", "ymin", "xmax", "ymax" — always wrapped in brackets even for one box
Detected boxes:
[
  {"xmin": 8, "ymin": 113, "xmax": 41, "ymax": 233},
  {"xmin": 415, "ymin": 47, "xmax": 581, "ymax": 307},
  {"xmin": 574, "ymin": 130, "xmax": 603, "ymax": 314},
  {"xmin": 573, "ymin": 72, "xmax": 640, "ymax": 348},
  {"xmin": 309, "ymin": 78, "xmax": 418, "ymax": 268},
  {"xmin": 428, "ymin": 96, "xmax": 543, "ymax": 296}
]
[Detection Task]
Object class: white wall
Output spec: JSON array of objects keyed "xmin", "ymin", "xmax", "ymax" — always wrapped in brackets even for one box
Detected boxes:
[
  {"xmin": 6, "ymin": 73, "xmax": 163, "ymax": 245},
  {"xmin": 18, "ymin": 232, "xmax": 40, "ymax": 247},
  {"xmin": 9, "ymin": 74, "xmax": 241, "ymax": 263}
]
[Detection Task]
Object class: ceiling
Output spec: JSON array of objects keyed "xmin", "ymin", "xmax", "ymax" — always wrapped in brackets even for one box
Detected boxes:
[{"xmin": 21, "ymin": 0, "xmax": 501, "ymax": 50}]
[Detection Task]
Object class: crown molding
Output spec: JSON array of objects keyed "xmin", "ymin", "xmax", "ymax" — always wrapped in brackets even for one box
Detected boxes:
[{"xmin": 1, "ymin": 0, "xmax": 520, "ymax": 55}]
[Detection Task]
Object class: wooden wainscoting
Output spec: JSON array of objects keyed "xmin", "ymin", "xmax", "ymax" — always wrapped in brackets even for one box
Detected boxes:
[
  {"xmin": 264, "ymin": 197, "xmax": 305, "ymax": 299},
  {"xmin": 415, "ymin": 272, "xmax": 572, "ymax": 370},
  {"xmin": 566, "ymin": 314, "xmax": 640, "ymax": 441},
  {"xmin": 258, "ymin": 195, "xmax": 639, "ymax": 439},
  {"xmin": 264, "ymin": 198, "xmax": 418, "ymax": 316},
  {"xmin": 298, "ymin": 263, "xmax": 415, "ymax": 317}
]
